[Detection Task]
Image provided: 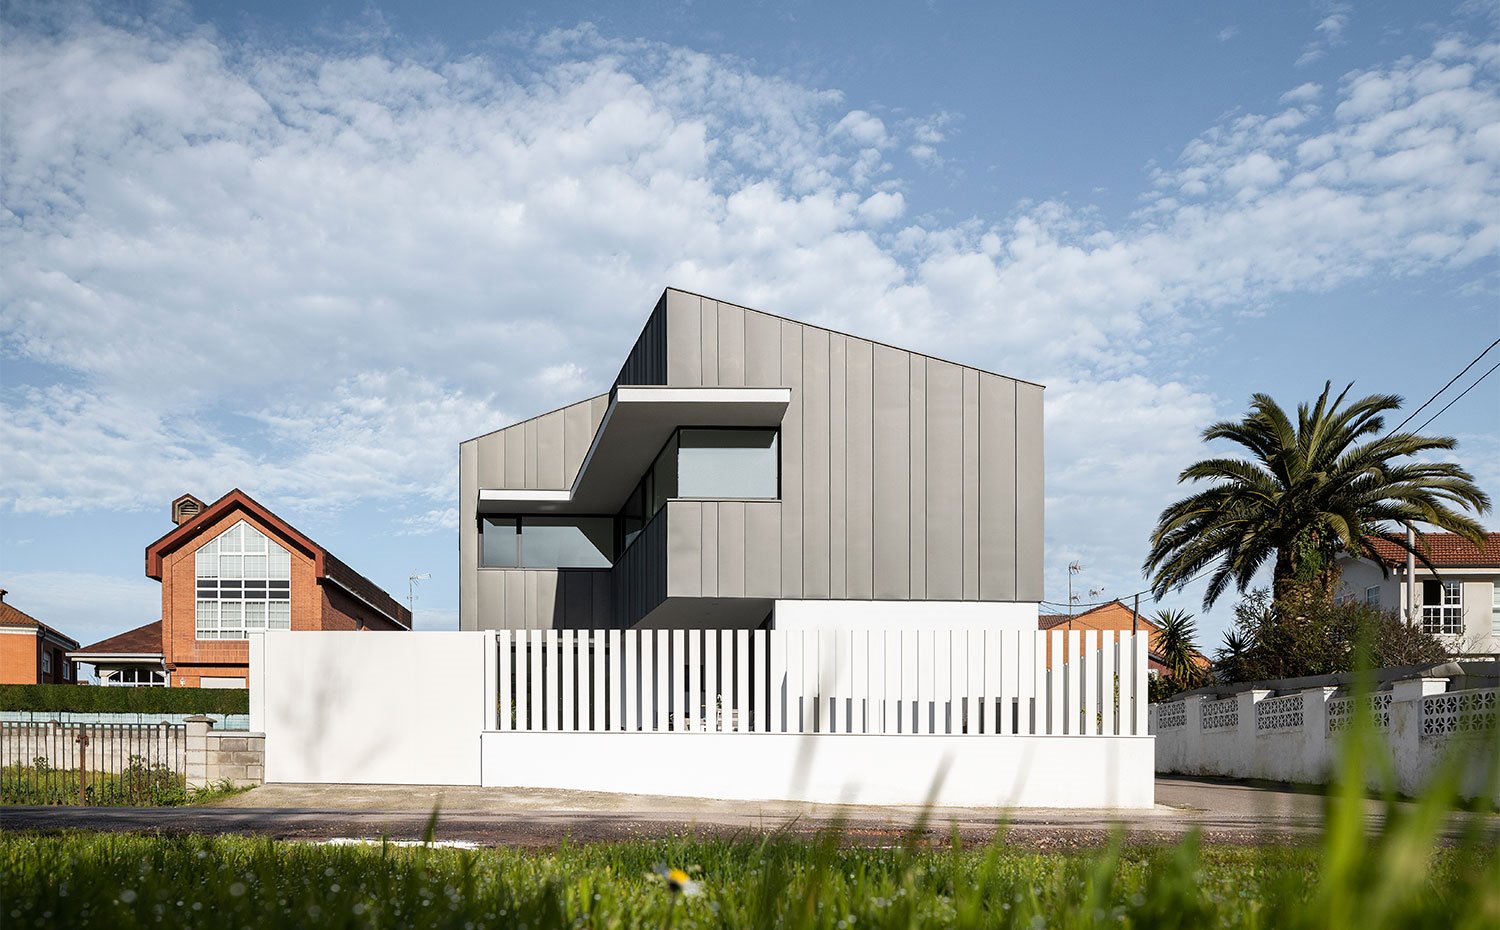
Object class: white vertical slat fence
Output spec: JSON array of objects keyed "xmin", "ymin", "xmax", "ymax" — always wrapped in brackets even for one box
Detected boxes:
[{"xmin": 494, "ymin": 629, "xmax": 1148, "ymax": 737}]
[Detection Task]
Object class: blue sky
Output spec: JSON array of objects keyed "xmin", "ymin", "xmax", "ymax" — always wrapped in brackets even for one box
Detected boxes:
[{"xmin": 2, "ymin": 0, "xmax": 1497, "ymax": 655}]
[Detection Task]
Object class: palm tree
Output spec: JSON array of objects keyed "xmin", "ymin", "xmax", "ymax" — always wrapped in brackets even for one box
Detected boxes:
[
  {"xmin": 1145, "ymin": 382, "xmax": 1490, "ymax": 610},
  {"xmin": 1153, "ymin": 608, "xmax": 1206, "ymax": 687},
  {"xmin": 1213, "ymin": 630, "xmax": 1254, "ymax": 684}
]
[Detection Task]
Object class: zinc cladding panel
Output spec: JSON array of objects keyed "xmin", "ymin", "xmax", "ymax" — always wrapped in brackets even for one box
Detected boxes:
[
  {"xmin": 962, "ymin": 368, "xmax": 980, "ymax": 599},
  {"xmin": 718, "ymin": 302, "xmax": 745, "ymax": 386},
  {"xmin": 665, "ymin": 290, "xmax": 704, "ymax": 385},
  {"xmin": 979, "ymin": 373, "xmax": 1018, "ymax": 601},
  {"xmin": 562, "ymin": 403, "xmax": 594, "ymax": 487},
  {"xmin": 800, "ymin": 327, "xmax": 831, "ymax": 598},
  {"xmin": 1015, "ymin": 382, "xmax": 1044, "ymax": 599},
  {"xmin": 744, "ymin": 501, "xmax": 782, "ymax": 598},
  {"xmin": 827, "ymin": 334, "xmax": 848, "ymax": 599},
  {"xmin": 701, "ymin": 501, "xmax": 720, "ymax": 596},
  {"xmin": 908, "ymin": 355, "xmax": 927, "ymax": 599},
  {"xmin": 924, "ymin": 360, "xmax": 965, "ymax": 599},
  {"xmin": 745, "ymin": 311, "xmax": 782, "ymax": 386},
  {"xmin": 718, "ymin": 501, "xmax": 746, "ymax": 598},
  {"xmin": 667, "ymin": 501, "xmax": 703, "ymax": 597},
  {"xmin": 616, "ymin": 293, "xmax": 667, "ymax": 386},
  {"xmin": 844, "ymin": 337, "xmax": 874, "ymax": 599},
  {"xmin": 872, "ymin": 345, "xmax": 911, "ymax": 599},
  {"xmin": 535, "ymin": 410, "xmax": 565, "ymax": 490},
  {"xmin": 460, "ymin": 442, "xmax": 481, "ymax": 628},
  {"xmin": 700, "ymin": 298, "xmax": 719, "ymax": 386},
  {"xmin": 779, "ymin": 321, "xmax": 804, "ymax": 598}
]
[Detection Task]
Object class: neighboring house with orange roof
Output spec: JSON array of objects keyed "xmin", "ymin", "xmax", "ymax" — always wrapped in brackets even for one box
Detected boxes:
[
  {"xmin": 0, "ymin": 589, "xmax": 79, "ymax": 685},
  {"xmin": 77, "ymin": 490, "xmax": 414, "ymax": 689},
  {"xmin": 1334, "ymin": 531, "xmax": 1500, "ymax": 656},
  {"xmin": 69, "ymin": 620, "xmax": 167, "ymax": 687},
  {"xmin": 1038, "ymin": 600, "xmax": 1209, "ymax": 678}
]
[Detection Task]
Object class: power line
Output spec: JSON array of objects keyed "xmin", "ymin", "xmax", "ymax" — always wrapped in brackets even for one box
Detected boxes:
[
  {"xmin": 1412, "ymin": 358, "xmax": 1500, "ymax": 434},
  {"xmin": 1040, "ymin": 564, "xmax": 1218, "ymax": 611},
  {"xmin": 1390, "ymin": 336, "xmax": 1499, "ymax": 433}
]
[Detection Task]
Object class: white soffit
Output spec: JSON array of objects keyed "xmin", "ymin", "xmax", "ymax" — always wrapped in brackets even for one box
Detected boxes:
[{"xmin": 477, "ymin": 386, "xmax": 791, "ymax": 515}]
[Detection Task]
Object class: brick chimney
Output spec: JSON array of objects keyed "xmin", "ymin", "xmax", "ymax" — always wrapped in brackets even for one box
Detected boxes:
[{"xmin": 171, "ymin": 494, "xmax": 206, "ymax": 525}]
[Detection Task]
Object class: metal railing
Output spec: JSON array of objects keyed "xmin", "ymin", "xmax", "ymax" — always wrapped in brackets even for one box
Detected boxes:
[{"xmin": 0, "ymin": 722, "xmax": 187, "ymax": 805}]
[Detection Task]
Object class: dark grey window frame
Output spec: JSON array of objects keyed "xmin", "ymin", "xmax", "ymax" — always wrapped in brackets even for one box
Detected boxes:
[{"xmin": 479, "ymin": 515, "xmax": 616, "ymax": 570}]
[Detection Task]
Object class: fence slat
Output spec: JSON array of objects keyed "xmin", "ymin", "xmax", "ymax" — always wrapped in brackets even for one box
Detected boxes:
[
  {"xmin": 734, "ymin": 629, "xmax": 750, "ymax": 733},
  {"xmin": 560, "ymin": 630, "xmax": 575, "ymax": 733},
  {"xmin": 771, "ymin": 629, "xmax": 788, "ymax": 733},
  {"xmin": 496, "ymin": 630, "xmax": 512, "ymax": 733},
  {"xmin": 1133, "ymin": 631, "xmax": 1148, "ymax": 736},
  {"xmin": 1029, "ymin": 628, "xmax": 1046, "ymax": 736},
  {"xmin": 1101, "ymin": 631, "xmax": 1117, "ymax": 737}
]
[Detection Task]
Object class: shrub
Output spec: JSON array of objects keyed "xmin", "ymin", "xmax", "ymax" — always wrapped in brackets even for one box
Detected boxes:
[
  {"xmin": 1213, "ymin": 589, "xmax": 1449, "ymax": 684},
  {"xmin": 0, "ymin": 684, "xmax": 247, "ymax": 715}
]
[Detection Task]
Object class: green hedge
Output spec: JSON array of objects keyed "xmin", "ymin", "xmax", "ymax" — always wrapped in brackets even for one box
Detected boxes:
[{"xmin": 0, "ymin": 684, "xmax": 248, "ymax": 715}]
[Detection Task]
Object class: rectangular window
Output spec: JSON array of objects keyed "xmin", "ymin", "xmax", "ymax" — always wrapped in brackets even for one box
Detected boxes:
[
  {"xmin": 480, "ymin": 517, "xmax": 519, "ymax": 568},
  {"xmin": 42, "ymin": 652, "xmax": 52, "ymax": 674},
  {"xmin": 481, "ymin": 516, "xmax": 614, "ymax": 569},
  {"xmin": 1492, "ymin": 583, "xmax": 1499, "ymax": 637},
  {"xmin": 1365, "ymin": 585, "xmax": 1380, "ymax": 607},
  {"xmin": 1420, "ymin": 579, "xmax": 1463, "ymax": 635},
  {"xmin": 677, "ymin": 428, "xmax": 778, "ymax": 499}
]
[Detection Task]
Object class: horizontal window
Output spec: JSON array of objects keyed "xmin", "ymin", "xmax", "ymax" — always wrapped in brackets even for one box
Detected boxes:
[
  {"xmin": 677, "ymin": 428, "xmax": 778, "ymax": 499},
  {"xmin": 481, "ymin": 516, "xmax": 614, "ymax": 569}
]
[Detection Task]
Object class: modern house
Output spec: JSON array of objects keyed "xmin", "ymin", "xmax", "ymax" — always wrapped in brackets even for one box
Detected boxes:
[
  {"xmin": 0, "ymin": 590, "xmax": 79, "ymax": 685},
  {"xmin": 1334, "ymin": 532, "xmax": 1500, "ymax": 656},
  {"xmin": 73, "ymin": 490, "xmax": 412, "ymax": 687},
  {"xmin": 459, "ymin": 288, "xmax": 1043, "ymax": 633}
]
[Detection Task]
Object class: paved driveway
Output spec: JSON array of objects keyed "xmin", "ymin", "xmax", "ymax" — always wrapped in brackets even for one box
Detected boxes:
[{"xmin": 2, "ymin": 777, "xmax": 1492, "ymax": 848}]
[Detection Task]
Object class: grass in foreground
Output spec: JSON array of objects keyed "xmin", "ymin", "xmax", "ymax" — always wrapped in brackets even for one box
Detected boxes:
[{"xmin": 2, "ymin": 827, "xmax": 1495, "ymax": 930}]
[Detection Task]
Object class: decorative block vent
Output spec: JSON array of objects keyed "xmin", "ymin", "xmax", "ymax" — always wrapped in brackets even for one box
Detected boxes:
[
  {"xmin": 1256, "ymin": 694, "xmax": 1304, "ymax": 731},
  {"xmin": 1156, "ymin": 701, "xmax": 1187, "ymax": 729},
  {"xmin": 1201, "ymin": 697, "xmax": 1238, "ymax": 730},
  {"xmin": 1421, "ymin": 689, "xmax": 1497, "ymax": 738},
  {"xmin": 1327, "ymin": 692, "xmax": 1392, "ymax": 733}
]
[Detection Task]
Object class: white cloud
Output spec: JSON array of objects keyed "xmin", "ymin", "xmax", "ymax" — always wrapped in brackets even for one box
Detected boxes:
[
  {"xmin": 1, "ymin": 571, "xmax": 160, "ymax": 647},
  {"xmin": 1, "ymin": 8, "xmax": 1495, "ymax": 638},
  {"xmin": 1280, "ymin": 81, "xmax": 1322, "ymax": 103},
  {"xmin": 1218, "ymin": 26, "xmax": 1239, "ymax": 43}
]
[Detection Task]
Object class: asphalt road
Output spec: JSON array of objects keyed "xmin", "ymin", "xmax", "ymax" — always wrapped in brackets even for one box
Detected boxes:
[{"xmin": 2, "ymin": 777, "xmax": 1493, "ymax": 849}]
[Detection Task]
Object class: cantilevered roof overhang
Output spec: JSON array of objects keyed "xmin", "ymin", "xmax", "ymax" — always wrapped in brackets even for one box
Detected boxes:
[{"xmin": 477, "ymin": 386, "xmax": 791, "ymax": 515}]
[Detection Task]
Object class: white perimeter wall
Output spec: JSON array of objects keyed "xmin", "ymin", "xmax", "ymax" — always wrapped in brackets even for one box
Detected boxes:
[
  {"xmin": 480, "ymin": 732, "xmax": 1154, "ymax": 808},
  {"xmin": 774, "ymin": 600, "xmax": 1037, "ymax": 631},
  {"xmin": 250, "ymin": 631, "xmax": 493, "ymax": 786}
]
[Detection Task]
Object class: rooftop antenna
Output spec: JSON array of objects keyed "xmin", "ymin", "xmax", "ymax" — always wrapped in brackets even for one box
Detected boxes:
[
  {"xmin": 407, "ymin": 572, "xmax": 432, "ymax": 617},
  {"xmin": 1067, "ymin": 561, "xmax": 1083, "ymax": 616}
]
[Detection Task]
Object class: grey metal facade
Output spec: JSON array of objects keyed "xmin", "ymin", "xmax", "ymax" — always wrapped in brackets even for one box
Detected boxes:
[{"xmin": 459, "ymin": 288, "xmax": 1044, "ymax": 631}]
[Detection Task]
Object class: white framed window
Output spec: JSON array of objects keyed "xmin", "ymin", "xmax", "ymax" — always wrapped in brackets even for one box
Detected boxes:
[
  {"xmin": 1365, "ymin": 585, "xmax": 1380, "ymax": 607},
  {"xmin": 42, "ymin": 652, "xmax": 52, "ymax": 674},
  {"xmin": 195, "ymin": 520, "xmax": 292, "ymax": 640},
  {"xmin": 1420, "ymin": 580, "xmax": 1463, "ymax": 635},
  {"xmin": 104, "ymin": 668, "xmax": 166, "ymax": 687},
  {"xmin": 1491, "ymin": 583, "xmax": 1499, "ymax": 637}
]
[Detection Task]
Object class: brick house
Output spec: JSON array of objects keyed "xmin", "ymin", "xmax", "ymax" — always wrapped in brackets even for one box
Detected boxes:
[
  {"xmin": 1038, "ymin": 600, "xmax": 1208, "ymax": 677},
  {"xmin": 0, "ymin": 590, "xmax": 80, "ymax": 685},
  {"xmin": 72, "ymin": 490, "xmax": 411, "ymax": 688}
]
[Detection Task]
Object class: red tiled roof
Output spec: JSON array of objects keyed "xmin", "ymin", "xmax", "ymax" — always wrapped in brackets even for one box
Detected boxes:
[
  {"xmin": 1364, "ymin": 532, "xmax": 1500, "ymax": 568},
  {"xmin": 72, "ymin": 620, "xmax": 164, "ymax": 658},
  {"xmin": 0, "ymin": 599, "xmax": 80, "ymax": 649}
]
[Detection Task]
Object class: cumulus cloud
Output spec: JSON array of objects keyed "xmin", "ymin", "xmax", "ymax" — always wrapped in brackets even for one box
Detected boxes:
[{"xmin": 1, "ymin": 6, "xmax": 1495, "ymax": 630}]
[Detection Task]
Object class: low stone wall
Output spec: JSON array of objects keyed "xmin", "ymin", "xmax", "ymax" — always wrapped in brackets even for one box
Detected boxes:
[{"xmin": 185, "ymin": 717, "xmax": 264, "ymax": 788}]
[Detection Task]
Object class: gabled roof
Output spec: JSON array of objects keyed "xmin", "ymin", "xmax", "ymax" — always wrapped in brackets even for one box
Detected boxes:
[
  {"xmin": 71, "ymin": 620, "xmax": 164, "ymax": 659},
  {"xmin": 0, "ymin": 599, "xmax": 80, "ymax": 649},
  {"xmin": 144, "ymin": 489, "xmax": 411, "ymax": 629},
  {"xmin": 1363, "ymin": 532, "xmax": 1500, "ymax": 568}
]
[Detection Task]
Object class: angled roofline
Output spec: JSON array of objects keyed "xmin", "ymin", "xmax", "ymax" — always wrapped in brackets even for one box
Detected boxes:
[
  {"xmin": 143, "ymin": 489, "xmax": 411, "ymax": 629},
  {"xmin": 657, "ymin": 286, "xmax": 1047, "ymax": 389}
]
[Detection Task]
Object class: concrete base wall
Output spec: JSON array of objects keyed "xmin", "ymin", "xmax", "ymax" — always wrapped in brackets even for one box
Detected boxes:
[
  {"xmin": 773, "ymin": 600, "xmax": 1037, "ymax": 631},
  {"xmin": 481, "ymin": 731, "xmax": 1155, "ymax": 808}
]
